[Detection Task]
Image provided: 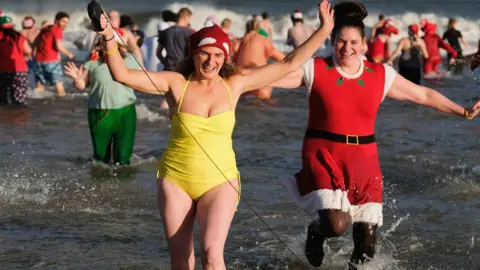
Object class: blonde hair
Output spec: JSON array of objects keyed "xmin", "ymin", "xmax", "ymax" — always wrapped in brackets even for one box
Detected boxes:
[{"xmin": 447, "ymin": 18, "xmax": 456, "ymax": 30}]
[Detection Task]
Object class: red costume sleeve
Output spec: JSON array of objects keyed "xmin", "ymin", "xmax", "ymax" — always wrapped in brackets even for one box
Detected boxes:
[{"xmin": 437, "ymin": 35, "xmax": 457, "ymax": 58}]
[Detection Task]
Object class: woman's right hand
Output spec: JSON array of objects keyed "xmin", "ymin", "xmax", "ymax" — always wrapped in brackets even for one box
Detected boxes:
[
  {"xmin": 93, "ymin": 14, "xmax": 113, "ymax": 37},
  {"xmin": 318, "ymin": 0, "xmax": 334, "ymax": 33}
]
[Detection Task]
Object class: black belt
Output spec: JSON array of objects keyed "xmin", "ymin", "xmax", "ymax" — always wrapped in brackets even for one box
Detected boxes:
[{"xmin": 305, "ymin": 129, "xmax": 376, "ymax": 145}]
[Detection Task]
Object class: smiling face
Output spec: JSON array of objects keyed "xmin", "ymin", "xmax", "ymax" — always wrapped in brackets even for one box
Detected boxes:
[
  {"xmin": 193, "ymin": 46, "xmax": 226, "ymax": 79},
  {"xmin": 333, "ymin": 27, "xmax": 365, "ymax": 67}
]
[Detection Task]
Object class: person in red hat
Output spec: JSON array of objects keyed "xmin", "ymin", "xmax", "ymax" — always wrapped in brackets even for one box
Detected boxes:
[
  {"xmin": 20, "ymin": 16, "xmax": 40, "ymax": 46},
  {"xmin": 420, "ymin": 19, "xmax": 457, "ymax": 76},
  {"xmin": 269, "ymin": 2, "xmax": 480, "ymax": 268},
  {"xmin": 92, "ymin": 1, "xmax": 335, "ymax": 268},
  {"xmin": 287, "ymin": 8, "xmax": 317, "ymax": 48},
  {"xmin": 366, "ymin": 18, "xmax": 399, "ymax": 63},
  {"xmin": 0, "ymin": 15, "xmax": 32, "ymax": 105},
  {"xmin": 386, "ymin": 24, "xmax": 428, "ymax": 84}
]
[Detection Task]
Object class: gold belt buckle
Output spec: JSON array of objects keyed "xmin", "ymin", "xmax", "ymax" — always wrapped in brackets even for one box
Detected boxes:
[{"xmin": 346, "ymin": 135, "xmax": 359, "ymax": 145}]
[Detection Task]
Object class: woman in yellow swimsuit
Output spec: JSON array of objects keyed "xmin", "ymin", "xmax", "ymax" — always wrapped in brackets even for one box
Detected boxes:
[{"xmin": 92, "ymin": 2, "xmax": 333, "ymax": 268}]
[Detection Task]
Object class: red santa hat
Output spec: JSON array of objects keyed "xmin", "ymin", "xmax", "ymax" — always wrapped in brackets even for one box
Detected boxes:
[
  {"xmin": 292, "ymin": 9, "xmax": 303, "ymax": 19},
  {"xmin": 382, "ymin": 19, "xmax": 399, "ymax": 36},
  {"xmin": 408, "ymin": 24, "xmax": 419, "ymax": 35},
  {"xmin": 22, "ymin": 16, "xmax": 35, "ymax": 28},
  {"xmin": 189, "ymin": 24, "xmax": 231, "ymax": 59}
]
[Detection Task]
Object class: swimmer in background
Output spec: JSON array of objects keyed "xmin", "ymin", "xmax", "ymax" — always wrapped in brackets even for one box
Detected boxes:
[
  {"xmin": 387, "ymin": 24, "xmax": 428, "ymax": 84},
  {"xmin": 64, "ymin": 38, "xmax": 140, "ymax": 165},
  {"xmin": 20, "ymin": 16, "xmax": 40, "ymax": 46},
  {"xmin": 258, "ymin": 12, "xmax": 274, "ymax": 40},
  {"xmin": 233, "ymin": 21, "xmax": 285, "ymax": 100},
  {"xmin": 287, "ymin": 9, "xmax": 316, "ymax": 49},
  {"xmin": 0, "ymin": 15, "xmax": 32, "ymax": 105}
]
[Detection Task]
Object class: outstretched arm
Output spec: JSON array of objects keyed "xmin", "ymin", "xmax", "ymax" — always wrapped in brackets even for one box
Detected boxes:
[
  {"xmin": 94, "ymin": 15, "xmax": 177, "ymax": 95},
  {"xmin": 269, "ymin": 67, "xmax": 304, "ymax": 89},
  {"xmin": 387, "ymin": 73, "xmax": 480, "ymax": 118},
  {"xmin": 234, "ymin": 0, "xmax": 334, "ymax": 93}
]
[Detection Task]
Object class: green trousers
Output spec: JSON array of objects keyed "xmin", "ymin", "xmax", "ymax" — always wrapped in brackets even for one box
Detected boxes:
[{"xmin": 88, "ymin": 103, "xmax": 136, "ymax": 165}]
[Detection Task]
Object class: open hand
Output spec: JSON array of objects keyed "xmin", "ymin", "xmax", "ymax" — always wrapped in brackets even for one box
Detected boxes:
[
  {"xmin": 319, "ymin": 0, "xmax": 334, "ymax": 33},
  {"xmin": 466, "ymin": 99, "xmax": 480, "ymax": 119},
  {"xmin": 64, "ymin": 62, "xmax": 86, "ymax": 80}
]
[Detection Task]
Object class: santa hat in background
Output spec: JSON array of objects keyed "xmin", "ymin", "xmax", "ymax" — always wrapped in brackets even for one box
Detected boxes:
[
  {"xmin": 189, "ymin": 24, "xmax": 231, "ymax": 59},
  {"xmin": 0, "ymin": 15, "xmax": 14, "ymax": 28},
  {"xmin": 204, "ymin": 15, "xmax": 219, "ymax": 27},
  {"xmin": 382, "ymin": 18, "xmax": 399, "ymax": 36},
  {"xmin": 408, "ymin": 24, "xmax": 419, "ymax": 36},
  {"xmin": 22, "ymin": 16, "xmax": 35, "ymax": 29},
  {"xmin": 292, "ymin": 9, "xmax": 303, "ymax": 19}
]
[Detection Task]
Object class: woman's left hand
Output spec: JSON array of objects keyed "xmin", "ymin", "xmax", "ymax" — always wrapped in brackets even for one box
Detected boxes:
[{"xmin": 466, "ymin": 99, "xmax": 480, "ymax": 119}]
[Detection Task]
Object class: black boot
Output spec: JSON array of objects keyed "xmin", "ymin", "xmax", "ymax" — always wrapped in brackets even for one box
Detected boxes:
[{"xmin": 305, "ymin": 221, "xmax": 325, "ymax": 267}]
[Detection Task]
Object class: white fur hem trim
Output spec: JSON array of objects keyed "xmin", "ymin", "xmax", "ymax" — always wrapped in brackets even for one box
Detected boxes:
[{"xmin": 280, "ymin": 176, "xmax": 383, "ymax": 227}]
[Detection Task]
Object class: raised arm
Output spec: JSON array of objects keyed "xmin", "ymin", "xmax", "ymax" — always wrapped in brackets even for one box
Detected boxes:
[
  {"xmin": 386, "ymin": 38, "xmax": 405, "ymax": 65},
  {"xmin": 64, "ymin": 62, "xmax": 89, "ymax": 90},
  {"xmin": 387, "ymin": 73, "xmax": 480, "ymax": 118},
  {"xmin": 94, "ymin": 14, "xmax": 180, "ymax": 95},
  {"xmin": 234, "ymin": 0, "xmax": 333, "ymax": 93}
]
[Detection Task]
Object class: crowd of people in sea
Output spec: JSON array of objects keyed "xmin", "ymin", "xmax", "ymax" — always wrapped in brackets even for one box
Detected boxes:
[{"xmin": 1, "ymin": 1, "xmax": 479, "ymax": 269}]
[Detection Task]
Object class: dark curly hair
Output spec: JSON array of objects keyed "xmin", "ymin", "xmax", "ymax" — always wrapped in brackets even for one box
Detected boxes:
[{"xmin": 331, "ymin": 2, "xmax": 368, "ymax": 41}]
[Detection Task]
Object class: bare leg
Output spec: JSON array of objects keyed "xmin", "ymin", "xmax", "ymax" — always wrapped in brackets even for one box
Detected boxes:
[
  {"xmin": 197, "ymin": 179, "xmax": 239, "ymax": 270},
  {"xmin": 349, "ymin": 222, "xmax": 377, "ymax": 270},
  {"xmin": 35, "ymin": 82, "xmax": 45, "ymax": 92},
  {"xmin": 55, "ymin": 81, "xmax": 66, "ymax": 97},
  {"xmin": 305, "ymin": 209, "xmax": 349, "ymax": 267},
  {"xmin": 157, "ymin": 178, "xmax": 196, "ymax": 270}
]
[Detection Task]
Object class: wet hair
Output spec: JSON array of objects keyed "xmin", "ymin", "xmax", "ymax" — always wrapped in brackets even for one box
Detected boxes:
[
  {"xmin": 120, "ymin": 15, "xmax": 134, "ymax": 29},
  {"xmin": 54, "ymin": 12, "xmax": 69, "ymax": 22},
  {"xmin": 162, "ymin": 10, "xmax": 177, "ymax": 23},
  {"xmin": 177, "ymin": 7, "xmax": 192, "ymax": 23},
  {"xmin": 331, "ymin": 2, "xmax": 368, "ymax": 41},
  {"xmin": 176, "ymin": 56, "xmax": 240, "ymax": 79},
  {"xmin": 262, "ymin": 12, "xmax": 269, "ymax": 19},
  {"xmin": 221, "ymin": 18, "xmax": 232, "ymax": 28},
  {"xmin": 447, "ymin": 18, "xmax": 456, "ymax": 30},
  {"xmin": 378, "ymin": 14, "xmax": 384, "ymax": 21}
]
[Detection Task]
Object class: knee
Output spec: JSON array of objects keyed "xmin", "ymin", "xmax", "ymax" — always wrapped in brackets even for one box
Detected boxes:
[
  {"xmin": 328, "ymin": 218, "xmax": 348, "ymax": 236},
  {"xmin": 201, "ymin": 248, "xmax": 225, "ymax": 269},
  {"xmin": 319, "ymin": 210, "xmax": 349, "ymax": 237}
]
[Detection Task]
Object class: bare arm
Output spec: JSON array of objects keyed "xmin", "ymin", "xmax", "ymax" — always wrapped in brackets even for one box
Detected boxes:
[
  {"xmin": 95, "ymin": 16, "xmax": 175, "ymax": 95},
  {"xmin": 22, "ymin": 39, "xmax": 32, "ymax": 59},
  {"xmin": 369, "ymin": 19, "xmax": 385, "ymax": 40},
  {"xmin": 269, "ymin": 67, "xmax": 304, "ymax": 89},
  {"xmin": 55, "ymin": 39, "xmax": 74, "ymax": 59},
  {"xmin": 460, "ymin": 37, "xmax": 470, "ymax": 48},
  {"xmin": 386, "ymin": 38, "xmax": 405, "ymax": 64},
  {"xmin": 419, "ymin": 39, "xmax": 429, "ymax": 58},
  {"xmin": 387, "ymin": 73, "xmax": 480, "ymax": 117},
  {"xmin": 125, "ymin": 31, "xmax": 144, "ymax": 66},
  {"xmin": 234, "ymin": 0, "xmax": 333, "ymax": 93}
]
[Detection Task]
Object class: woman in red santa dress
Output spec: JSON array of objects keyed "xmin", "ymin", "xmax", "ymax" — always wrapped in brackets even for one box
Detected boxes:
[{"xmin": 271, "ymin": 2, "xmax": 480, "ymax": 269}]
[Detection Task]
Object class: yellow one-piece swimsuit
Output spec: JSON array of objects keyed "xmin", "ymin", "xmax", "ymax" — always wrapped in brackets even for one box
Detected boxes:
[{"xmin": 157, "ymin": 76, "xmax": 240, "ymax": 200}]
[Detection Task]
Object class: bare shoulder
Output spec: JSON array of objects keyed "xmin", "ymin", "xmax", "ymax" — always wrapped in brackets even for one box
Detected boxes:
[{"xmin": 224, "ymin": 72, "xmax": 248, "ymax": 96}]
